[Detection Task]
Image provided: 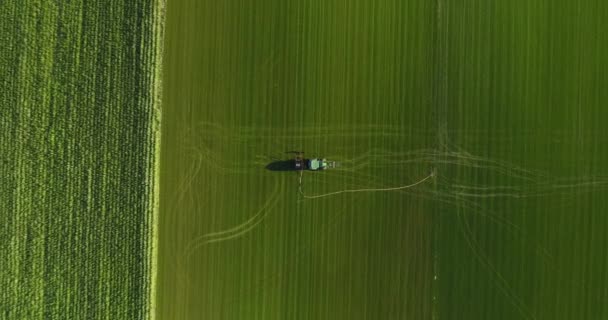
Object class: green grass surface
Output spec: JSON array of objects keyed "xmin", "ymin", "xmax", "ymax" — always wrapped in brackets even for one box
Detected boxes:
[
  {"xmin": 158, "ymin": 1, "xmax": 608, "ymax": 320},
  {"xmin": 0, "ymin": 1, "xmax": 164, "ymax": 319},
  {"xmin": 436, "ymin": 1, "xmax": 608, "ymax": 319},
  {"xmin": 158, "ymin": 1, "xmax": 436, "ymax": 319}
]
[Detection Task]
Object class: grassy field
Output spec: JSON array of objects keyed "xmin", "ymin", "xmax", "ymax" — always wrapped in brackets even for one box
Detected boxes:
[
  {"xmin": 436, "ymin": 1, "xmax": 608, "ymax": 319},
  {"xmin": 158, "ymin": 1, "xmax": 608, "ymax": 320},
  {"xmin": 158, "ymin": 1, "xmax": 437, "ymax": 319},
  {"xmin": 0, "ymin": 1, "xmax": 164, "ymax": 319}
]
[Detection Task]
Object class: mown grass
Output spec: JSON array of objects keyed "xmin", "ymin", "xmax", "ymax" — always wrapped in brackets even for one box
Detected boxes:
[{"xmin": 0, "ymin": 1, "xmax": 164, "ymax": 319}]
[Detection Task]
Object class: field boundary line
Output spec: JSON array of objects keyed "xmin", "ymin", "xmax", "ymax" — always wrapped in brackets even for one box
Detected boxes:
[{"xmin": 148, "ymin": 0, "xmax": 166, "ymax": 319}]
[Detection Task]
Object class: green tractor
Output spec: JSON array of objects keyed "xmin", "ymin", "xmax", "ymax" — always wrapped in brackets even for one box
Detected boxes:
[{"xmin": 293, "ymin": 152, "xmax": 337, "ymax": 171}]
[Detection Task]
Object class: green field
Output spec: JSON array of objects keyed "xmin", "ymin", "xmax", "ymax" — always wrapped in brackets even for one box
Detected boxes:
[
  {"xmin": 4, "ymin": 0, "xmax": 608, "ymax": 319},
  {"xmin": 157, "ymin": 1, "xmax": 608, "ymax": 320},
  {"xmin": 1, "ymin": 1, "xmax": 164, "ymax": 319}
]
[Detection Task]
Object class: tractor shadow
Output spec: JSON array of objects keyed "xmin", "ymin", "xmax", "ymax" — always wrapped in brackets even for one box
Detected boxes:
[{"xmin": 265, "ymin": 160, "xmax": 298, "ymax": 172}]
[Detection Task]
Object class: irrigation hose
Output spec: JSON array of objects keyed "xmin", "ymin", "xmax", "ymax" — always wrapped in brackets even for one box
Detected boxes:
[{"xmin": 299, "ymin": 168, "xmax": 436, "ymax": 199}]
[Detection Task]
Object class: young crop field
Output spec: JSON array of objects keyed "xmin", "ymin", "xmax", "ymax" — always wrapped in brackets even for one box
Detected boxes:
[
  {"xmin": 158, "ymin": 1, "xmax": 608, "ymax": 320},
  {"xmin": 1, "ymin": 1, "xmax": 164, "ymax": 319}
]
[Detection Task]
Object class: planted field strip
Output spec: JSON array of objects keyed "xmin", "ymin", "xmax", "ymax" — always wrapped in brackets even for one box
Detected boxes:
[
  {"xmin": 159, "ymin": 1, "xmax": 608, "ymax": 319},
  {"xmin": 0, "ymin": 1, "xmax": 164, "ymax": 319},
  {"xmin": 158, "ymin": 1, "xmax": 436, "ymax": 319}
]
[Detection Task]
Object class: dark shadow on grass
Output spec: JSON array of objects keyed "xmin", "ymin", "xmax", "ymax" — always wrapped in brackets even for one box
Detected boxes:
[{"xmin": 265, "ymin": 160, "xmax": 298, "ymax": 171}]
